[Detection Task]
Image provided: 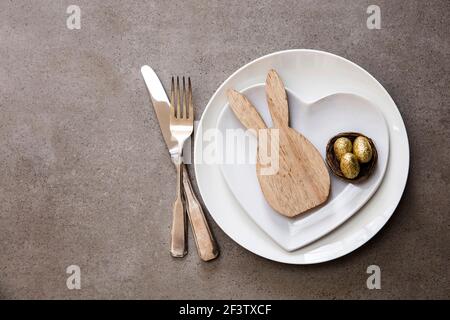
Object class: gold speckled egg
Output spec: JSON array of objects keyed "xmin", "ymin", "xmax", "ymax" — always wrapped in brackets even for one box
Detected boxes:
[
  {"xmin": 340, "ymin": 153, "xmax": 360, "ymax": 179},
  {"xmin": 353, "ymin": 136, "xmax": 373, "ymax": 163},
  {"xmin": 333, "ymin": 137, "xmax": 353, "ymax": 161}
]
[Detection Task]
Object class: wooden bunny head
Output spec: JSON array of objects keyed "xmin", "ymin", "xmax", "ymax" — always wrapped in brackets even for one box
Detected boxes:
[{"xmin": 227, "ymin": 69, "xmax": 330, "ymax": 217}]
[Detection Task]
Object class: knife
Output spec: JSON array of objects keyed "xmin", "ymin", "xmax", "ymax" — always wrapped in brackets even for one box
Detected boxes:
[{"xmin": 141, "ymin": 65, "xmax": 219, "ymax": 261}]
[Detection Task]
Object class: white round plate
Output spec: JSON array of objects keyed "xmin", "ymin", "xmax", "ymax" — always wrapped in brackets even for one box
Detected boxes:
[
  {"xmin": 194, "ymin": 49, "xmax": 409, "ymax": 264},
  {"xmin": 216, "ymin": 85, "xmax": 389, "ymax": 252}
]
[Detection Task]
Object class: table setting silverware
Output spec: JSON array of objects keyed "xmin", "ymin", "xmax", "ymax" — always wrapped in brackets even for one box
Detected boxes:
[
  {"xmin": 141, "ymin": 66, "xmax": 219, "ymax": 261},
  {"xmin": 168, "ymin": 76, "xmax": 192, "ymax": 257}
]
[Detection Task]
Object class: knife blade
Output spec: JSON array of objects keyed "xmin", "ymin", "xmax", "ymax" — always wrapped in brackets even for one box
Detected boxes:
[
  {"xmin": 140, "ymin": 65, "xmax": 178, "ymax": 158},
  {"xmin": 140, "ymin": 65, "xmax": 219, "ymax": 261}
]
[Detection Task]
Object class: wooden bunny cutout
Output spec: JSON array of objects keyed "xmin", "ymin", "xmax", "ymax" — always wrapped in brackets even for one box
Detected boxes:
[{"xmin": 227, "ymin": 69, "xmax": 330, "ymax": 217}]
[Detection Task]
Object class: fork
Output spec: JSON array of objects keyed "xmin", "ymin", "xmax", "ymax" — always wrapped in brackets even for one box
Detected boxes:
[
  {"xmin": 170, "ymin": 77, "xmax": 219, "ymax": 261},
  {"xmin": 169, "ymin": 77, "xmax": 193, "ymax": 257}
]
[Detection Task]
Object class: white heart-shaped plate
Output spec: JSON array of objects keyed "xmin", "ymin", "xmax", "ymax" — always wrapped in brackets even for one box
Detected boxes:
[{"xmin": 216, "ymin": 84, "xmax": 389, "ymax": 251}]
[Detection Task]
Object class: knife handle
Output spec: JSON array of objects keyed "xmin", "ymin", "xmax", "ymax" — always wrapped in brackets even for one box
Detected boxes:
[{"xmin": 182, "ymin": 164, "xmax": 219, "ymax": 261}]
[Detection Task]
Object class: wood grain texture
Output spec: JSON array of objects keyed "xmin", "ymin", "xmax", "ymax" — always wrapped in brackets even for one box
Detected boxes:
[
  {"xmin": 227, "ymin": 70, "xmax": 330, "ymax": 217},
  {"xmin": 266, "ymin": 69, "xmax": 289, "ymax": 128},
  {"xmin": 227, "ymin": 89, "xmax": 267, "ymax": 131}
]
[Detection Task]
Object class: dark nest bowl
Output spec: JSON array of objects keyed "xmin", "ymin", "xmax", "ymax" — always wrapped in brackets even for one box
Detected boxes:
[{"xmin": 325, "ymin": 132, "xmax": 378, "ymax": 183}]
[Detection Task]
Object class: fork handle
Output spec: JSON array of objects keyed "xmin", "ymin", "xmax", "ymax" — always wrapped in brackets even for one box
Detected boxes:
[
  {"xmin": 182, "ymin": 164, "xmax": 219, "ymax": 261},
  {"xmin": 170, "ymin": 162, "xmax": 187, "ymax": 257}
]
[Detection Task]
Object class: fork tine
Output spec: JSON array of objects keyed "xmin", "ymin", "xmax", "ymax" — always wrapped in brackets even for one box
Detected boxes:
[
  {"xmin": 170, "ymin": 76, "xmax": 175, "ymax": 119},
  {"xmin": 182, "ymin": 77, "xmax": 187, "ymax": 119},
  {"xmin": 176, "ymin": 77, "xmax": 181, "ymax": 118},
  {"xmin": 188, "ymin": 77, "xmax": 193, "ymax": 120}
]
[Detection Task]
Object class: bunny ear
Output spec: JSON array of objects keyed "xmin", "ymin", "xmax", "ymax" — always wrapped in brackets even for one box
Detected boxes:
[
  {"xmin": 227, "ymin": 89, "xmax": 267, "ymax": 131},
  {"xmin": 266, "ymin": 69, "xmax": 289, "ymax": 128}
]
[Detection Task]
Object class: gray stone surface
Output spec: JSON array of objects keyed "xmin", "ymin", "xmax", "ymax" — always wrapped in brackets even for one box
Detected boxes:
[{"xmin": 0, "ymin": 0, "xmax": 448, "ymax": 299}]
